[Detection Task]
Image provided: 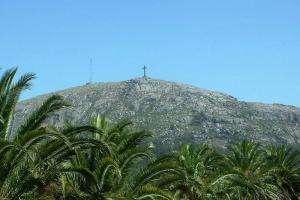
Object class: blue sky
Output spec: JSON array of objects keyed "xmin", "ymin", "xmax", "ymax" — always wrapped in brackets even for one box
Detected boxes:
[{"xmin": 0, "ymin": 0, "xmax": 300, "ymax": 106}]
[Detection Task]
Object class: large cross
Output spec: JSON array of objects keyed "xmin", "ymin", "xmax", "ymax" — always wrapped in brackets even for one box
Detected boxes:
[{"xmin": 142, "ymin": 66, "xmax": 147, "ymax": 77}]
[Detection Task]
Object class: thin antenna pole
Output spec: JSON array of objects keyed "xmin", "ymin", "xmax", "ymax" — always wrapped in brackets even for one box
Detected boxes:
[
  {"xmin": 89, "ymin": 58, "xmax": 93, "ymax": 83},
  {"xmin": 143, "ymin": 65, "xmax": 147, "ymax": 77}
]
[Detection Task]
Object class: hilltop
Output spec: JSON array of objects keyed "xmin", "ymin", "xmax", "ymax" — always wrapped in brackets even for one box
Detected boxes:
[{"xmin": 13, "ymin": 77, "xmax": 300, "ymax": 152}]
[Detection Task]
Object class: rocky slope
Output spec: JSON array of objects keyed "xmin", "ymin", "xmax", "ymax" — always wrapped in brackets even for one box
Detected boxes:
[{"xmin": 13, "ymin": 77, "xmax": 300, "ymax": 152}]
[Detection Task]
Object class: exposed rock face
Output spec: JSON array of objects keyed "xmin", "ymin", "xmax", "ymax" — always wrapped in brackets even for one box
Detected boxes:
[{"xmin": 13, "ymin": 77, "xmax": 300, "ymax": 152}]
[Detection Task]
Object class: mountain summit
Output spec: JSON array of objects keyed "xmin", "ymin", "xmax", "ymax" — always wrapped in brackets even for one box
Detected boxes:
[{"xmin": 14, "ymin": 77, "xmax": 300, "ymax": 152}]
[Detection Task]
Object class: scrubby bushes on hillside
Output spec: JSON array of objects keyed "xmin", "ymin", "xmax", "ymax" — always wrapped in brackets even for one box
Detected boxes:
[{"xmin": 0, "ymin": 68, "xmax": 299, "ymax": 200}]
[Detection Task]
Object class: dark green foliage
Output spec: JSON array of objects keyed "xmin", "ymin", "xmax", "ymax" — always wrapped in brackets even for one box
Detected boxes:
[{"xmin": 0, "ymin": 68, "xmax": 299, "ymax": 199}]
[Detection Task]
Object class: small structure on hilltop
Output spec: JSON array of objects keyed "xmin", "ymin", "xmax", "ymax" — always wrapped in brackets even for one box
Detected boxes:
[{"xmin": 142, "ymin": 65, "xmax": 148, "ymax": 78}]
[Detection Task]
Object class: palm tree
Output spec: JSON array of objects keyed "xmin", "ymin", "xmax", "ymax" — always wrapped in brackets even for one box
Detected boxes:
[
  {"xmin": 156, "ymin": 144, "xmax": 226, "ymax": 200},
  {"xmin": 0, "ymin": 68, "xmax": 35, "ymax": 140},
  {"xmin": 215, "ymin": 140, "xmax": 284, "ymax": 200},
  {"xmin": 0, "ymin": 68, "xmax": 106, "ymax": 199},
  {"xmin": 59, "ymin": 116, "xmax": 175, "ymax": 200},
  {"xmin": 266, "ymin": 144, "xmax": 300, "ymax": 199}
]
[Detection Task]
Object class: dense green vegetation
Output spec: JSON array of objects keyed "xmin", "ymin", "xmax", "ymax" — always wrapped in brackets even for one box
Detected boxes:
[{"xmin": 0, "ymin": 68, "xmax": 299, "ymax": 200}]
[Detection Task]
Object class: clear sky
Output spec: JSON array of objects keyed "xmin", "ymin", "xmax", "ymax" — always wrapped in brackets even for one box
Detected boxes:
[{"xmin": 0, "ymin": 0, "xmax": 299, "ymax": 107}]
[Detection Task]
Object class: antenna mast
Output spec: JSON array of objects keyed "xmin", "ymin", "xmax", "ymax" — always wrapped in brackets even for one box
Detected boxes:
[
  {"xmin": 142, "ymin": 65, "xmax": 147, "ymax": 77},
  {"xmin": 88, "ymin": 58, "xmax": 93, "ymax": 84}
]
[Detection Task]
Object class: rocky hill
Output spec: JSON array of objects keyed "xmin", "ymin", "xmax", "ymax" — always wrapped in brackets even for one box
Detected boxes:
[{"xmin": 13, "ymin": 77, "xmax": 300, "ymax": 152}]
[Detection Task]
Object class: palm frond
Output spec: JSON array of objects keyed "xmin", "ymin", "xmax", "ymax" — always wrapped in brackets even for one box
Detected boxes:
[{"xmin": 16, "ymin": 95, "xmax": 70, "ymax": 138}]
